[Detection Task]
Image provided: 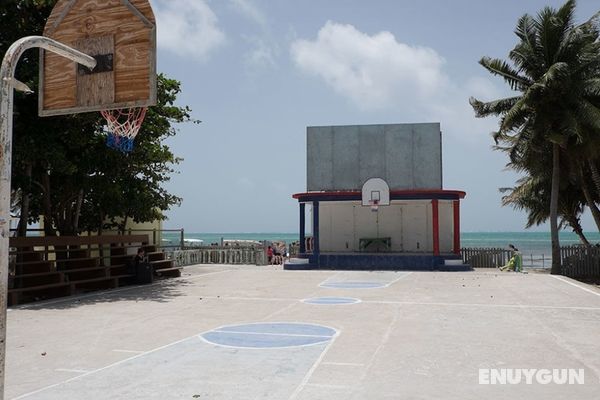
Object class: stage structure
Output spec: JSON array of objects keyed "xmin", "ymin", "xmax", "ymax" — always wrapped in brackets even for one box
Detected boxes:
[{"xmin": 290, "ymin": 123, "xmax": 468, "ymax": 270}]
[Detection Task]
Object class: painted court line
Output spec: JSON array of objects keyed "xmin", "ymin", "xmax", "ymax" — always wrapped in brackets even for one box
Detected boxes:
[
  {"xmin": 319, "ymin": 272, "xmax": 412, "ymax": 289},
  {"xmin": 54, "ymin": 369, "xmax": 90, "ymax": 374},
  {"xmin": 169, "ymin": 294, "xmax": 600, "ymax": 311},
  {"xmin": 12, "ymin": 332, "xmax": 210, "ymax": 399},
  {"xmin": 550, "ymin": 275, "xmax": 600, "ymax": 298},
  {"xmin": 198, "ymin": 335, "xmax": 332, "ymax": 351},
  {"xmin": 302, "ymin": 297, "xmax": 361, "ymax": 305},
  {"xmin": 305, "ymin": 383, "xmax": 349, "ymax": 390},
  {"xmin": 322, "ymin": 362, "xmax": 364, "ymax": 367},
  {"xmin": 362, "ymin": 299, "xmax": 600, "ymax": 311},
  {"xmin": 353, "ymin": 304, "xmax": 400, "ymax": 389},
  {"xmin": 213, "ymin": 330, "xmax": 333, "ymax": 339},
  {"xmin": 262, "ymin": 301, "xmax": 300, "ymax": 321},
  {"xmin": 385, "ymin": 272, "xmax": 413, "ymax": 286},
  {"xmin": 288, "ymin": 331, "xmax": 340, "ymax": 400},
  {"xmin": 112, "ymin": 349, "xmax": 144, "ymax": 354}
]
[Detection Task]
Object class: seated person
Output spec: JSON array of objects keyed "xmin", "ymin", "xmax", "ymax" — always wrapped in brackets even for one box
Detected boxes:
[{"xmin": 500, "ymin": 244, "xmax": 522, "ymax": 272}]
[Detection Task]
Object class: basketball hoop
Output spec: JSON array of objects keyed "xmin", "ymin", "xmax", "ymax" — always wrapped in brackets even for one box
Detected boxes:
[
  {"xmin": 369, "ymin": 199, "xmax": 379, "ymax": 212},
  {"xmin": 100, "ymin": 107, "xmax": 147, "ymax": 153}
]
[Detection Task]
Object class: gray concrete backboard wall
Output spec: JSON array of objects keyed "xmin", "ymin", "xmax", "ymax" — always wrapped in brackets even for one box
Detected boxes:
[{"xmin": 307, "ymin": 123, "xmax": 442, "ymax": 191}]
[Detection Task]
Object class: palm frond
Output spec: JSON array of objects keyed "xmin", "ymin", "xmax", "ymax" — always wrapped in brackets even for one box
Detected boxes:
[
  {"xmin": 478, "ymin": 57, "xmax": 532, "ymax": 90},
  {"xmin": 469, "ymin": 96, "xmax": 521, "ymax": 118}
]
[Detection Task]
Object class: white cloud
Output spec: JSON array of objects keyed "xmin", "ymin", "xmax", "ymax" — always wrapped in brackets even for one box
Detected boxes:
[
  {"xmin": 243, "ymin": 36, "xmax": 277, "ymax": 69},
  {"xmin": 289, "ymin": 21, "xmax": 508, "ymax": 144},
  {"xmin": 290, "ymin": 21, "xmax": 448, "ymax": 110},
  {"xmin": 229, "ymin": 0, "xmax": 267, "ymax": 28},
  {"xmin": 152, "ymin": 0, "xmax": 226, "ymax": 61}
]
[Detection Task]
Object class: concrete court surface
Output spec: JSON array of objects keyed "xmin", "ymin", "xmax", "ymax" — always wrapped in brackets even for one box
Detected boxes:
[{"xmin": 6, "ymin": 265, "xmax": 600, "ymax": 399}]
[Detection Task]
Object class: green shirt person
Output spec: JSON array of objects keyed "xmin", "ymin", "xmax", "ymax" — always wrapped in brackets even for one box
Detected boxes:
[{"xmin": 500, "ymin": 244, "xmax": 522, "ymax": 272}]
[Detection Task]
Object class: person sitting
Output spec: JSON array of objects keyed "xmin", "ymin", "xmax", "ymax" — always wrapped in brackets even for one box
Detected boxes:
[
  {"xmin": 128, "ymin": 247, "xmax": 146, "ymax": 274},
  {"xmin": 500, "ymin": 244, "xmax": 522, "ymax": 272}
]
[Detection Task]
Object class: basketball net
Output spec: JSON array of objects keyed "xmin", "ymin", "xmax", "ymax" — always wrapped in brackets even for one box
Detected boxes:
[
  {"xmin": 369, "ymin": 199, "xmax": 379, "ymax": 212},
  {"xmin": 101, "ymin": 107, "xmax": 147, "ymax": 153}
]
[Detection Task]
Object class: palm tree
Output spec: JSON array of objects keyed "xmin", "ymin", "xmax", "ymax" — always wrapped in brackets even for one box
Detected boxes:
[
  {"xmin": 501, "ymin": 175, "xmax": 590, "ymax": 246},
  {"xmin": 470, "ymin": 0, "xmax": 600, "ymax": 274}
]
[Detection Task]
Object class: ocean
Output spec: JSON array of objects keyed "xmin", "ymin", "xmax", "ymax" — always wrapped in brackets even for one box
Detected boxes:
[{"xmin": 163, "ymin": 231, "xmax": 600, "ymax": 258}]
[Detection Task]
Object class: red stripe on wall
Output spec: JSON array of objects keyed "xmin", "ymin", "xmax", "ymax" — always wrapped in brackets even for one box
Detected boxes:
[
  {"xmin": 432, "ymin": 199, "xmax": 440, "ymax": 256},
  {"xmin": 453, "ymin": 200, "xmax": 460, "ymax": 254}
]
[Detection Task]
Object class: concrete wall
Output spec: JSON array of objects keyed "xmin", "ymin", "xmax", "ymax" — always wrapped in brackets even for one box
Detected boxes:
[
  {"xmin": 307, "ymin": 123, "xmax": 442, "ymax": 191},
  {"xmin": 319, "ymin": 200, "xmax": 454, "ymax": 253}
]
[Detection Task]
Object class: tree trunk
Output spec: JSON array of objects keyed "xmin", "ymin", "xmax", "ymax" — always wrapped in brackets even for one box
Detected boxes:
[
  {"xmin": 565, "ymin": 214, "xmax": 590, "ymax": 246},
  {"xmin": 119, "ymin": 215, "xmax": 129, "ymax": 235},
  {"xmin": 588, "ymin": 161, "xmax": 600, "ymax": 197},
  {"xmin": 573, "ymin": 227, "xmax": 590, "ymax": 246},
  {"xmin": 17, "ymin": 163, "xmax": 32, "ymax": 237},
  {"xmin": 41, "ymin": 172, "xmax": 56, "ymax": 237},
  {"xmin": 72, "ymin": 189, "xmax": 84, "ymax": 233},
  {"xmin": 550, "ymin": 143, "xmax": 561, "ymax": 275},
  {"xmin": 579, "ymin": 168, "xmax": 600, "ymax": 231}
]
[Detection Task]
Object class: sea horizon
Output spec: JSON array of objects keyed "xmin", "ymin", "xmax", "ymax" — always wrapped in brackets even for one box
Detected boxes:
[{"xmin": 162, "ymin": 230, "xmax": 600, "ymax": 258}]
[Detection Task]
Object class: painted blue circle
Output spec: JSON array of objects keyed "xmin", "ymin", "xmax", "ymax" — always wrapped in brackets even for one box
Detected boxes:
[
  {"xmin": 303, "ymin": 297, "xmax": 360, "ymax": 305},
  {"xmin": 201, "ymin": 323, "xmax": 336, "ymax": 349},
  {"xmin": 321, "ymin": 281, "xmax": 386, "ymax": 289}
]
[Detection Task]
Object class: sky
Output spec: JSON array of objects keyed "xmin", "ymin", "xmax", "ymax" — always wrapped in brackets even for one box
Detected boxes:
[{"xmin": 148, "ymin": 0, "xmax": 600, "ymax": 233}]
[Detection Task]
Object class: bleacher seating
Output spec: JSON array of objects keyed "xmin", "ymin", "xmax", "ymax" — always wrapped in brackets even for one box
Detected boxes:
[{"xmin": 8, "ymin": 235, "xmax": 181, "ymax": 306}]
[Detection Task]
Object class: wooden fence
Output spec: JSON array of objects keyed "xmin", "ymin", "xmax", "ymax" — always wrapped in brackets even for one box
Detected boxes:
[
  {"xmin": 462, "ymin": 246, "xmax": 600, "ymax": 279},
  {"xmin": 165, "ymin": 247, "xmax": 267, "ymax": 267},
  {"xmin": 560, "ymin": 246, "xmax": 600, "ymax": 280}
]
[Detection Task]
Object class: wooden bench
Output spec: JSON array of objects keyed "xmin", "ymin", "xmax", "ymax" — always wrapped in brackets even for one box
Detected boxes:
[
  {"xmin": 8, "ymin": 235, "xmax": 152, "ymax": 306},
  {"xmin": 143, "ymin": 245, "xmax": 182, "ymax": 278},
  {"xmin": 359, "ymin": 237, "xmax": 392, "ymax": 252}
]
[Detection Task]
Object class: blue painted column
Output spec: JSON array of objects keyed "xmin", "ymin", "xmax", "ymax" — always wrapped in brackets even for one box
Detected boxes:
[
  {"xmin": 299, "ymin": 203, "xmax": 306, "ymax": 255},
  {"xmin": 313, "ymin": 201, "xmax": 320, "ymax": 263}
]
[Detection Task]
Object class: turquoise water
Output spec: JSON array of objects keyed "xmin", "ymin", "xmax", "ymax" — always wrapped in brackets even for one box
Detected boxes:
[
  {"xmin": 163, "ymin": 231, "xmax": 600, "ymax": 257},
  {"xmin": 162, "ymin": 232, "xmax": 299, "ymax": 246}
]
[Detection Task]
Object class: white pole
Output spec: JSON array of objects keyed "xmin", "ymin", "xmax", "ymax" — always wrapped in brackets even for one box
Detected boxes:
[{"xmin": 0, "ymin": 36, "xmax": 96, "ymax": 400}]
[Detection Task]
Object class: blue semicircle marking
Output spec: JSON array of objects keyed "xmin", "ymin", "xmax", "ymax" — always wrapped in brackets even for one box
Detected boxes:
[
  {"xmin": 201, "ymin": 323, "xmax": 336, "ymax": 349},
  {"xmin": 303, "ymin": 297, "xmax": 360, "ymax": 305}
]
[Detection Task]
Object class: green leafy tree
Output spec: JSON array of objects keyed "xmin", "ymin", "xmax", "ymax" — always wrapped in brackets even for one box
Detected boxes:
[
  {"xmin": 2, "ymin": 0, "xmax": 196, "ymax": 237},
  {"xmin": 470, "ymin": 0, "xmax": 600, "ymax": 274}
]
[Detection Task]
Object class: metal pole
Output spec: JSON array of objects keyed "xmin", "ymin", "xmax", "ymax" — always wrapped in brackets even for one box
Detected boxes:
[{"xmin": 0, "ymin": 36, "xmax": 95, "ymax": 400}]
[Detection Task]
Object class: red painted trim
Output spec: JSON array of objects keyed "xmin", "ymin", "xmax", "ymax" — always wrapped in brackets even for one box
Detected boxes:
[
  {"xmin": 432, "ymin": 199, "xmax": 440, "ymax": 256},
  {"xmin": 453, "ymin": 200, "xmax": 460, "ymax": 254},
  {"xmin": 292, "ymin": 189, "xmax": 466, "ymax": 200}
]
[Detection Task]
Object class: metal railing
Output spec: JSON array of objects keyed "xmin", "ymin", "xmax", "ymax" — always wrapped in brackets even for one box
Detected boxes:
[
  {"xmin": 165, "ymin": 247, "xmax": 267, "ymax": 267},
  {"xmin": 461, "ymin": 248, "xmax": 512, "ymax": 268}
]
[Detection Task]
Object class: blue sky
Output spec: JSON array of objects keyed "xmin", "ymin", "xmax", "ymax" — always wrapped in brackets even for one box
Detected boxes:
[{"xmin": 150, "ymin": 0, "xmax": 600, "ymax": 233}]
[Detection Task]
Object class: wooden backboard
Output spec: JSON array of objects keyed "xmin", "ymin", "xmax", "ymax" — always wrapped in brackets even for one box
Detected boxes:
[{"xmin": 39, "ymin": 0, "xmax": 156, "ymax": 116}]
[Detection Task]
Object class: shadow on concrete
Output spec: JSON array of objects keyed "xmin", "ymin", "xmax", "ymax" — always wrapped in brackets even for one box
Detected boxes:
[{"xmin": 12, "ymin": 277, "xmax": 194, "ymax": 311}]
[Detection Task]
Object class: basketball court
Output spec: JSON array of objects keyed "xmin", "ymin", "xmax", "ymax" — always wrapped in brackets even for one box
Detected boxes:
[
  {"xmin": 1, "ymin": 2, "xmax": 600, "ymax": 399},
  {"xmin": 5, "ymin": 266, "xmax": 600, "ymax": 399}
]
